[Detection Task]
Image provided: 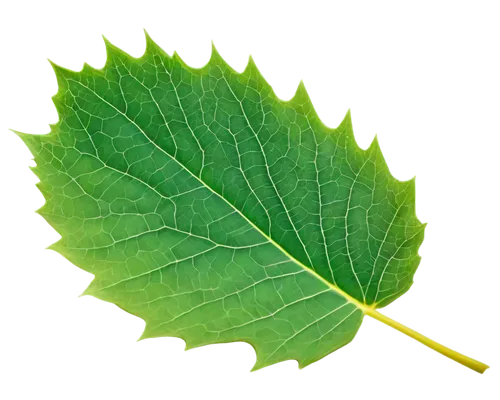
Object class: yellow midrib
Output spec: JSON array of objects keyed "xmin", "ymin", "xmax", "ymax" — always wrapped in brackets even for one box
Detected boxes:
[
  {"xmin": 178, "ymin": 152, "xmax": 371, "ymax": 312},
  {"xmin": 73, "ymin": 76, "xmax": 371, "ymax": 312}
]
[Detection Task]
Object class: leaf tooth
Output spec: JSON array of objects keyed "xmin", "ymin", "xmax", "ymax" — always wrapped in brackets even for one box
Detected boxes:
[
  {"xmin": 12, "ymin": 129, "xmax": 47, "ymax": 158},
  {"xmin": 368, "ymin": 133, "xmax": 381, "ymax": 152},
  {"xmin": 209, "ymin": 40, "xmax": 223, "ymax": 63},
  {"xmin": 336, "ymin": 108, "xmax": 360, "ymax": 149},
  {"xmin": 338, "ymin": 104, "xmax": 354, "ymax": 128},
  {"xmin": 46, "ymin": 238, "xmax": 64, "ymax": 253},
  {"xmin": 99, "ymin": 33, "xmax": 112, "ymax": 50},
  {"xmin": 45, "ymin": 57, "xmax": 66, "ymax": 111},
  {"xmin": 243, "ymin": 54, "xmax": 258, "ymax": 74},
  {"xmin": 7, "ymin": 126, "xmax": 36, "ymax": 146},
  {"xmin": 102, "ymin": 35, "xmax": 125, "ymax": 67},
  {"xmin": 45, "ymin": 57, "xmax": 72, "ymax": 75},
  {"xmin": 47, "ymin": 58, "xmax": 75, "ymax": 88},
  {"xmin": 289, "ymin": 79, "xmax": 310, "ymax": 106},
  {"xmin": 138, "ymin": 324, "xmax": 155, "ymax": 341},
  {"xmin": 248, "ymin": 358, "xmax": 273, "ymax": 375},
  {"xmin": 368, "ymin": 134, "xmax": 397, "ymax": 180},
  {"xmin": 243, "ymin": 55, "xmax": 275, "ymax": 94},
  {"xmin": 210, "ymin": 40, "xmax": 216, "ymax": 50},
  {"xmin": 143, "ymin": 29, "xmax": 165, "ymax": 57},
  {"xmin": 50, "ymin": 91, "xmax": 65, "ymax": 113},
  {"xmin": 33, "ymin": 191, "xmax": 49, "ymax": 212}
]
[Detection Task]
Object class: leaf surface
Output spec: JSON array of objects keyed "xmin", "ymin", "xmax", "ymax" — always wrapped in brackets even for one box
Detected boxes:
[{"xmin": 18, "ymin": 33, "xmax": 469, "ymax": 371}]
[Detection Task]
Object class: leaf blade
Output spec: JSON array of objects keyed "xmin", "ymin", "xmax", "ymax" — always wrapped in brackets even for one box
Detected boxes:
[{"xmin": 17, "ymin": 34, "xmax": 427, "ymax": 369}]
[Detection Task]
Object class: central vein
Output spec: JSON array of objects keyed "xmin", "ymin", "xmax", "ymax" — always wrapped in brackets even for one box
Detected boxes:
[{"xmin": 68, "ymin": 77, "xmax": 371, "ymax": 313}]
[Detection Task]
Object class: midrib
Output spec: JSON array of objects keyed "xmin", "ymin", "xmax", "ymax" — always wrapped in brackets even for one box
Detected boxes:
[{"xmin": 69, "ymin": 78, "xmax": 371, "ymax": 313}]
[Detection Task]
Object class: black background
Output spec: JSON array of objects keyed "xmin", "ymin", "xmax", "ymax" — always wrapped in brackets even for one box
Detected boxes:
[{"xmin": 0, "ymin": 21, "xmax": 497, "ymax": 379}]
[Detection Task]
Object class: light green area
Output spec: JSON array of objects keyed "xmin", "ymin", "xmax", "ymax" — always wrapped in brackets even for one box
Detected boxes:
[{"xmin": 17, "ymin": 34, "xmax": 425, "ymax": 370}]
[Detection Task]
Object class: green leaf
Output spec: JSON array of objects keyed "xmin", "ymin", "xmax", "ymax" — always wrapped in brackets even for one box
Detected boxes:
[{"xmin": 15, "ymin": 33, "xmax": 488, "ymax": 373}]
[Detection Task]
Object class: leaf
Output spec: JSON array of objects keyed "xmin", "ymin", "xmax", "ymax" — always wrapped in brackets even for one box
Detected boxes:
[{"xmin": 15, "ymin": 33, "xmax": 488, "ymax": 373}]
